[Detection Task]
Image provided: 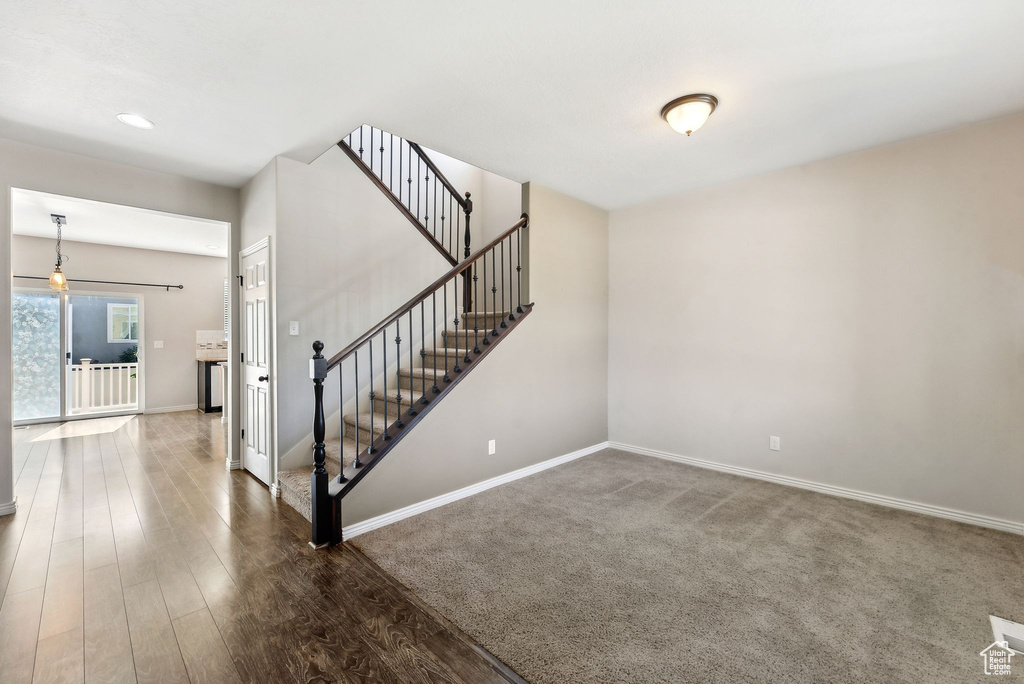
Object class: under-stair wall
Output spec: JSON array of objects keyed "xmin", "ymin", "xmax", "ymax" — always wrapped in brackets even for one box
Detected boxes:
[{"xmin": 340, "ymin": 182, "xmax": 608, "ymax": 526}]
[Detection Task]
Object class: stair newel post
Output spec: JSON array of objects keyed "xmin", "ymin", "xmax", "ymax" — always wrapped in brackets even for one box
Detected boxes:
[
  {"xmin": 309, "ymin": 341, "xmax": 338, "ymax": 548},
  {"xmin": 462, "ymin": 192, "xmax": 473, "ymax": 315}
]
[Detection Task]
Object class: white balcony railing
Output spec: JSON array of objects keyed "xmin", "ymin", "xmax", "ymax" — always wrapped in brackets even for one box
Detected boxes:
[{"xmin": 69, "ymin": 359, "xmax": 139, "ymax": 414}]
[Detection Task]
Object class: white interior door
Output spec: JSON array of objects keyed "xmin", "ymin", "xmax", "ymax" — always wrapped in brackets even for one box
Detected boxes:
[{"xmin": 240, "ymin": 241, "xmax": 272, "ymax": 485}]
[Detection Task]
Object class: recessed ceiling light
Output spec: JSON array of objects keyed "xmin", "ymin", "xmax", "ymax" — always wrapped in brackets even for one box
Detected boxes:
[
  {"xmin": 661, "ymin": 94, "xmax": 718, "ymax": 136},
  {"xmin": 116, "ymin": 113, "xmax": 155, "ymax": 129}
]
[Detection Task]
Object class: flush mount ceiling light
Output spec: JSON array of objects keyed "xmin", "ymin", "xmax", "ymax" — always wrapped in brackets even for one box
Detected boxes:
[
  {"xmin": 661, "ymin": 94, "xmax": 718, "ymax": 136},
  {"xmin": 116, "ymin": 113, "xmax": 155, "ymax": 129}
]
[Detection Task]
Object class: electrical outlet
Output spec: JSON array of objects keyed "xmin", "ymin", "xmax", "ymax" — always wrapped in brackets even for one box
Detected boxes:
[
  {"xmin": 488, "ymin": 439, "xmax": 496, "ymax": 455},
  {"xmin": 769, "ymin": 436, "xmax": 781, "ymax": 451},
  {"xmin": 153, "ymin": 340, "xmax": 164, "ymax": 349},
  {"xmin": 289, "ymin": 321, "xmax": 300, "ymax": 336}
]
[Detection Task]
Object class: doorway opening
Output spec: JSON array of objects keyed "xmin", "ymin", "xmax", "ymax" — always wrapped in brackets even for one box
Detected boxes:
[{"xmin": 10, "ymin": 188, "xmax": 232, "ymax": 443}]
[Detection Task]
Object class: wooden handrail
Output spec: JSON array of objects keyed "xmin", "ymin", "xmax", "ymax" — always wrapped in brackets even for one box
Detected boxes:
[
  {"xmin": 325, "ymin": 214, "xmax": 528, "ymax": 371},
  {"xmin": 407, "ymin": 142, "xmax": 469, "ymax": 210}
]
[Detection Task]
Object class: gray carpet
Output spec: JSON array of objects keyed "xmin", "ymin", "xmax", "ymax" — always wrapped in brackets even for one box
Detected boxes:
[{"xmin": 354, "ymin": 449, "xmax": 1024, "ymax": 683}]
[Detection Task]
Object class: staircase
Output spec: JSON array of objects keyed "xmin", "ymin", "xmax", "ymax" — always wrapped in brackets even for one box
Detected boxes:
[{"xmin": 278, "ymin": 125, "xmax": 532, "ymax": 546}]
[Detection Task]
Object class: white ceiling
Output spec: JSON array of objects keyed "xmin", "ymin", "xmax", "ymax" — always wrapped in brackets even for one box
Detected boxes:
[
  {"xmin": 2, "ymin": 1, "xmax": 1023, "ymax": 209},
  {"xmin": 12, "ymin": 189, "xmax": 229, "ymax": 257}
]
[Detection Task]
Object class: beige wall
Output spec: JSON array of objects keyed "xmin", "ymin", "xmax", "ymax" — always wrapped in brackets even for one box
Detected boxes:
[
  {"xmin": 1, "ymin": 137, "xmax": 240, "ymax": 514},
  {"xmin": 343, "ymin": 182, "xmax": 609, "ymax": 524},
  {"xmin": 608, "ymin": 113, "xmax": 1024, "ymax": 526},
  {"xmin": 12, "ymin": 236, "xmax": 227, "ymax": 411}
]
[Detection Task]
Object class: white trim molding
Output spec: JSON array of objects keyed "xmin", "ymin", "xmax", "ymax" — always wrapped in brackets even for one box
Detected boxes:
[
  {"xmin": 343, "ymin": 441, "xmax": 609, "ymax": 539},
  {"xmin": 610, "ymin": 442, "xmax": 1024, "ymax": 536},
  {"xmin": 0, "ymin": 498, "xmax": 17, "ymax": 516},
  {"xmin": 144, "ymin": 404, "xmax": 199, "ymax": 414}
]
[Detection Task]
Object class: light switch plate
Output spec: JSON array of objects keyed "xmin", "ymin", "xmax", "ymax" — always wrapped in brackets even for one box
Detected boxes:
[{"xmin": 153, "ymin": 340, "xmax": 164, "ymax": 349}]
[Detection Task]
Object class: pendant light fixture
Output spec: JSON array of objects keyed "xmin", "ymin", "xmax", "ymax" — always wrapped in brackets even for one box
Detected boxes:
[
  {"xmin": 661, "ymin": 93, "xmax": 719, "ymax": 136},
  {"xmin": 48, "ymin": 214, "xmax": 69, "ymax": 291}
]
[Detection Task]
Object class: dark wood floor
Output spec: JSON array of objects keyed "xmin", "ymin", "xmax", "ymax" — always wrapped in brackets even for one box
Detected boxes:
[{"xmin": 0, "ymin": 411, "xmax": 516, "ymax": 684}]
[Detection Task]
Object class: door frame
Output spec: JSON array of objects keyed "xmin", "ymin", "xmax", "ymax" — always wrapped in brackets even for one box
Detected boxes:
[
  {"xmin": 11, "ymin": 286, "xmax": 146, "ymax": 425},
  {"xmin": 238, "ymin": 236, "xmax": 276, "ymax": 491}
]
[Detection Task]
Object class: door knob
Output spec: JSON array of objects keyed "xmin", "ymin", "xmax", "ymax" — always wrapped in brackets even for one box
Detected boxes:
[{"xmin": 258, "ymin": 375, "xmax": 269, "ymax": 382}]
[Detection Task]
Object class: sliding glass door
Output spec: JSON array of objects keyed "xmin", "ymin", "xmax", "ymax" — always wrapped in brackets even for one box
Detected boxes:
[
  {"xmin": 12, "ymin": 289, "xmax": 144, "ymax": 424},
  {"xmin": 12, "ymin": 291, "xmax": 62, "ymax": 422}
]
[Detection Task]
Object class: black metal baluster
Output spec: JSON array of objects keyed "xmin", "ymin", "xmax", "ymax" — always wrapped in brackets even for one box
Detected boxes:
[
  {"xmin": 473, "ymin": 261, "xmax": 481, "ymax": 353},
  {"xmin": 379, "ymin": 130, "xmax": 384, "ymax": 182},
  {"xmin": 424, "ymin": 169, "xmax": 430, "ymax": 236},
  {"xmin": 337, "ymin": 357, "xmax": 348, "ymax": 481},
  {"xmin": 354, "ymin": 350, "xmax": 360, "ymax": 462},
  {"xmin": 369, "ymin": 127, "xmax": 373, "ymax": 173},
  {"xmin": 453, "ymin": 268, "xmax": 462, "ymax": 373},
  {"xmin": 394, "ymin": 324, "xmax": 404, "ymax": 428},
  {"xmin": 407, "ymin": 143, "xmax": 412, "ymax": 211},
  {"xmin": 440, "ymin": 191, "xmax": 446, "ymax": 253},
  {"xmin": 337, "ymin": 365, "xmax": 344, "ymax": 478},
  {"xmin": 419, "ymin": 302, "xmax": 429, "ymax": 404},
  {"xmin": 416, "ymin": 157, "xmax": 421, "ymax": 223},
  {"xmin": 389, "ymin": 133, "xmax": 394, "ymax": 193},
  {"xmin": 431, "ymin": 292, "xmax": 440, "ymax": 392},
  {"xmin": 482, "ymin": 252, "xmax": 490, "ymax": 346},
  {"xmin": 491, "ymin": 247, "xmax": 499, "ymax": 337},
  {"xmin": 368, "ymin": 338, "xmax": 375, "ymax": 452},
  {"xmin": 507, "ymin": 235, "xmax": 515, "ymax": 322},
  {"xmin": 516, "ymin": 224, "xmax": 524, "ymax": 314},
  {"xmin": 443, "ymin": 281, "xmax": 451, "ymax": 383},
  {"xmin": 463, "ymin": 270, "xmax": 471, "ymax": 363},
  {"xmin": 500, "ymin": 239, "xmax": 508, "ymax": 328},
  {"xmin": 359, "ymin": 126, "xmax": 364, "ymax": 160},
  {"xmin": 407, "ymin": 311, "xmax": 416, "ymax": 416},
  {"xmin": 380, "ymin": 327, "xmax": 387, "ymax": 440}
]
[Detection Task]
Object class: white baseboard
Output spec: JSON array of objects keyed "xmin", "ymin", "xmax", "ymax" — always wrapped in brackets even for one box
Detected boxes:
[
  {"xmin": 0, "ymin": 498, "xmax": 18, "ymax": 516},
  {"xmin": 343, "ymin": 441, "xmax": 609, "ymax": 539},
  {"xmin": 145, "ymin": 404, "xmax": 199, "ymax": 414},
  {"xmin": 610, "ymin": 441, "xmax": 1024, "ymax": 536}
]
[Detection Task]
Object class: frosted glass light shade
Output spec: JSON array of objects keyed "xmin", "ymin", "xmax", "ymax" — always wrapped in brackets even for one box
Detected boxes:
[
  {"xmin": 661, "ymin": 94, "xmax": 718, "ymax": 136},
  {"xmin": 48, "ymin": 265, "xmax": 68, "ymax": 291}
]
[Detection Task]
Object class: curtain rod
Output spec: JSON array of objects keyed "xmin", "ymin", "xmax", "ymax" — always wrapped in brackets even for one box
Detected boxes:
[{"xmin": 13, "ymin": 275, "xmax": 184, "ymax": 291}]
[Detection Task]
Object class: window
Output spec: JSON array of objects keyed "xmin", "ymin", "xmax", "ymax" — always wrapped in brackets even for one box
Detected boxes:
[{"xmin": 107, "ymin": 303, "xmax": 139, "ymax": 343}]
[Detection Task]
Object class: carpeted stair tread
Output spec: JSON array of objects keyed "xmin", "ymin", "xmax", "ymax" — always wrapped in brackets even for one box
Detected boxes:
[
  {"xmin": 344, "ymin": 409, "xmax": 397, "ymax": 435},
  {"xmin": 324, "ymin": 436, "xmax": 359, "ymax": 468},
  {"xmin": 371, "ymin": 386, "xmax": 426, "ymax": 404},
  {"xmin": 399, "ymin": 366, "xmax": 447, "ymax": 380},
  {"xmin": 278, "ymin": 436, "xmax": 366, "ymax": 522}
]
